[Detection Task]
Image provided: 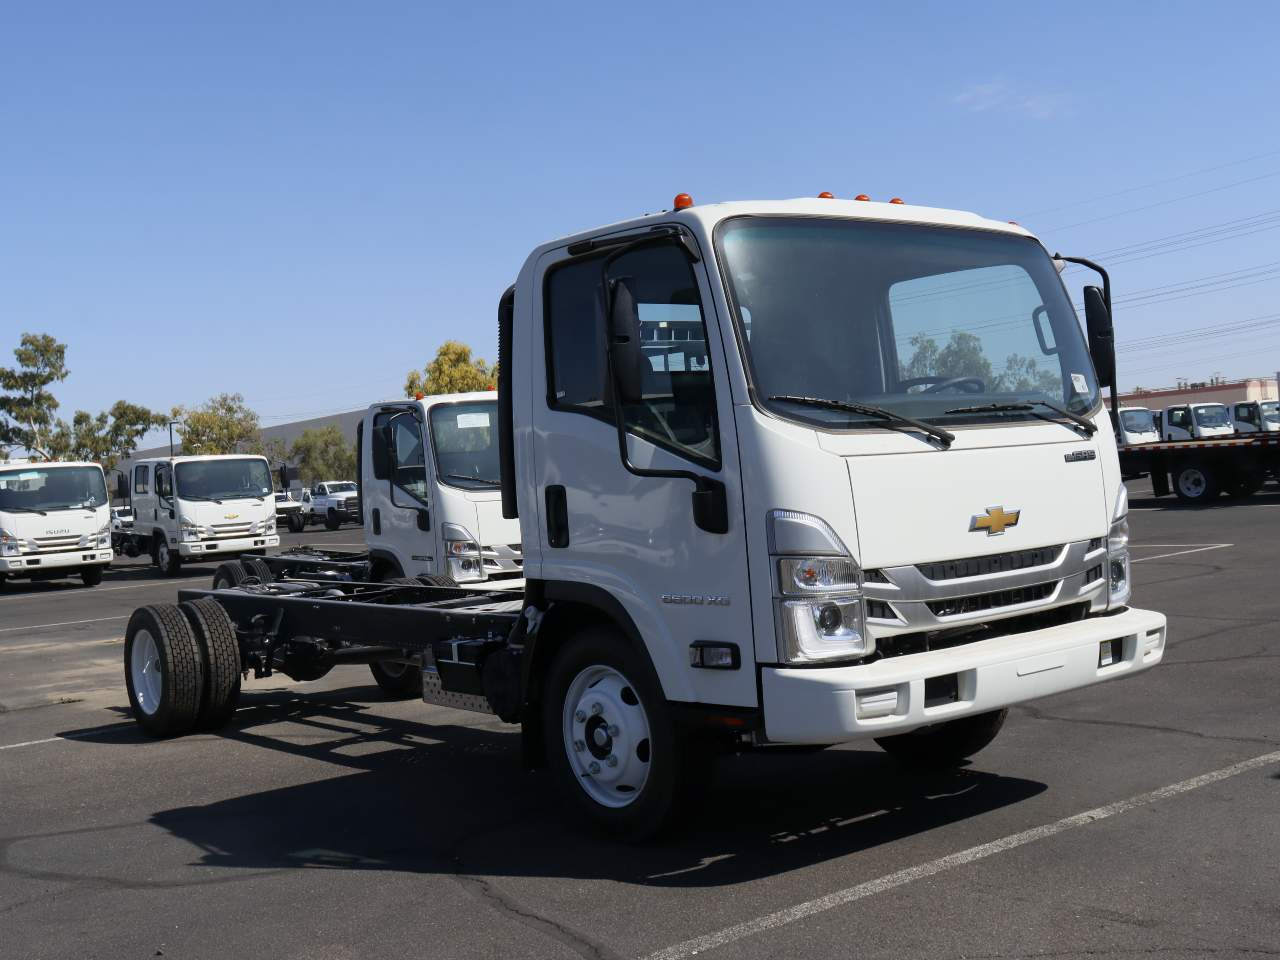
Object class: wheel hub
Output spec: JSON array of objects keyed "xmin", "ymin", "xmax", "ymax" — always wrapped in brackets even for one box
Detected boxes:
[{"xmin": 562, "ymin": 665, "xmax": 652, "ymax": 809}]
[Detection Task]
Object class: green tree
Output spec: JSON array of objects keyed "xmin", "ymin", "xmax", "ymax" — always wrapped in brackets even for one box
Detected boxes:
[
  {"xmin": 172, "ymin": 393, "xmax": 261, "ymax": 455},
  {"xmin": 992, "ymin": 354, "xmax": 1061, "ymax": 395},
  {"xmin": 49, "ymin": 402, "xmax": 168, "ymax": 472},
  {"xmin": 901, "ymin": 332, "xmax": 994, "ymax": 386},
  {"xmin": 405, "ymin": 340, "xmax": 497, "ymax": 397},
  {"xmin": 0, "ymin": 333, "xmax": 69, "ymax": 457},
  {"xmin": 289, "ymin": 425, "xmax": 355, "ymax": 486}
]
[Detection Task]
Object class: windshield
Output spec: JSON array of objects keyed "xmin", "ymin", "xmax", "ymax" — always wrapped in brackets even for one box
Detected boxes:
[
  {"xmin": 174, "ymin": 458, "xmax": 272, "ymax": 501},
  {"xmin": 717, "ymin": 217, "xmax": 1100, "ymax": 429},
  {"xmin": 429, "ymin": 401, "xmax": 500, "ymax": 489},
  {"xmin": 0, "ymin": 466, "xmax": 107, "ymax": 512},
  {"xmin": 325, "ymin": 482, "xmax": 356, "ymax": 493},
  {"xmin": 1193, "ymin": 404, "xmax": 1230, "ymax": 428},
  {"xmin": 1120, "ymin": 410, "xmax": 1156, "ymax": 434},
  {"xmin": 1262, "ymin": 401, "xmax": 1279, "ymax": 423}
]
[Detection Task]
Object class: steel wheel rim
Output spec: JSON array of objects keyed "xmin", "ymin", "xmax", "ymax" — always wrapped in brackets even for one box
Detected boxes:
[
  {"xmin": 1179, "ymin": 469, "xmax": 1206, "ymax": 497},
  {"xmin": 562, "ymin": 665, "xmax": 651, "ymax": 809},
  {"xmin": 130, "ymin": 629, "xmax": 162, "ymax": 715},
  {"xmin": 158, "ymin": 541, "xmax": 171, "ymax": 568}
]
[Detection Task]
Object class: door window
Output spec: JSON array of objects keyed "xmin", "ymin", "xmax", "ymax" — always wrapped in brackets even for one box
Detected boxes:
[
  {"xmin": 155, "ymin": 464, "xmax": 172, "ymax": 499},
  {"xmin": 544, "ymin": 243, "xmax": 720, "ymax": 468},
  {"xmin": 134, "ymin": 465, "xmax": 150, "ymax": 494},
  {"xmin": 373, "ymin": 409, "xmax": 430, "ymax": 508},
  {"xmin": 1169, "ymin": 408, "xmax": 1190, "ymax": 429}
]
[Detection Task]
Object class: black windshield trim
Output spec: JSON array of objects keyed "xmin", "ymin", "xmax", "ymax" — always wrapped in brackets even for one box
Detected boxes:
[{"xmin": 710, "ymin": 213, "xmax": 1105, "ymax": 435}]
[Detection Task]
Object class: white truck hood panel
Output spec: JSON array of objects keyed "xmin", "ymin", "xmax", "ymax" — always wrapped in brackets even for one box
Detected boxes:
[
  {"xmin": 840, "ymin": 438, "xmax": 1108, "ymax": 569},
  {"xmin": 184, "ymin": 498, "xmax": 272, "ymax": 525},
  {"xmin": 2, "ymin": 507, "xmax": 105, "ymax": 540}
]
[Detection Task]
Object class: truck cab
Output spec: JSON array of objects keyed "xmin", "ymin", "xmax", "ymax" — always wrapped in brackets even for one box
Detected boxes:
[
  {"xmin": 1115, "ymin": 406, "xmax": 1160, "ymax": 446},
  {"xmin": 359, "ymin": 391, "xmax": 521, "ymax": 584},
  {"xmin": 1231, "ymin": 400, "xmax": 1280, "ymax": 434},
  {"xmin": 123, "ymin": 454, "xmax": 280, "ymax": 575},
  {"xmin": 1162, "ymin": 402, "xmax": 1234, "ymax": 440},
  {"xmin": 0, "ymin": 459, "xmax": 113, "ymax": 588}
]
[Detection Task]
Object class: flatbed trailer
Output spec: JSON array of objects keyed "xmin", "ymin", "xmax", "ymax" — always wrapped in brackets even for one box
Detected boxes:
[{"xmin": 1118, "ymin": 434, "xmax": 1280, "ymax": 502}]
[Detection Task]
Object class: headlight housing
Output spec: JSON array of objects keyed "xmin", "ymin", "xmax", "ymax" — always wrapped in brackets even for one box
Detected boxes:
[
  {"xmin": 769, "ymin": 510, "xmax": 871, "ymax": 663},
  {"xmin": 180, "ymin": 518, "xmax": 203, "ymax": 542},
  {"xmin": 442, "ymin": 522, "xmax": 483, "ymax": 582},
  {"xmin": 0, "ymin": 528, "xmax": 21, "ymax": 557},
  {"xmin": 1107, "ymin": 486, "xmax": 1131, "ymax": 607},
  {"xmin": 96, "ymin": 521, "xmax": 111, "ymax": 547}
]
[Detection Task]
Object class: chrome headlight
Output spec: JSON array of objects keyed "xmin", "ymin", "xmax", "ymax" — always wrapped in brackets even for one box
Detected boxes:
[
  {"xmin": 96, "ymin": 521, "xmax": 111, "ymax": 547},
  {"xmin": 769, "ymin": 510, "xmax": 871, "ymax": 663},
  {"xmin": 442, "ymin": 522, "xmax": 483, "ymax": 582},
  {"xmin": 180, "ymin": 518, "xmax": 203, "ymax": 542},
  {"xmin": 1107, "ymin": 486, "xmax": 1131, "ymax": 607},
  {"xmin": 0, "ymin": 528, "xmax": 20, "ymax": 557}
]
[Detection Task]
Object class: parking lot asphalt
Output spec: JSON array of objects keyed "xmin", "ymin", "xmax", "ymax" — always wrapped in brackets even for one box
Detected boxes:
[{"xmin": 2, "ymin": 490, "xmax": 1278, "ymax": 959}]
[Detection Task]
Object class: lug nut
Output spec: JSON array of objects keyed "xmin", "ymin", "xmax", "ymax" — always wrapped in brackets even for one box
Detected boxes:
[
  {"xmin": 590, "ymin": 703, "xmax": 602, "ymax": 716},
  {"xmin": 574, "ymin": 710, "xmax": 586, "ymax": 722},
  {"xmin": 606, "ymin": 755, "xmax": 618, "ymax": 768},
  {"xmin": 574, "ymin": 740, "xmax": 585, "ymax": 752},
  {"xmin": 588, "ymin": 761, "xmax": 601, "ymax": 774},
  {"xmin": 607, "ymin": 724, "xmax": 620, "ymax": 737}
]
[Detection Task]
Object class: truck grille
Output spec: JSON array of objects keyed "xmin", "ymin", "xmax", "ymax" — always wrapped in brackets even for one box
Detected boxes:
[
  {"xmin": 210, "ymin": 522, "xmax": 252, "ymax": 539},
  {"xmin": 31, "ymin": 534, "xmax": 83, "ymax": 553},
  {"xmin": 345, "ymin": 496, "xmax": 361, "ymax": 518},
  {"xmin": 916, "ymin": 544, "xmax": 1063, "ymax": 581},
  {"xmin": 925, "ymin": 581, "xmax": 1056, "ymax": 618}
]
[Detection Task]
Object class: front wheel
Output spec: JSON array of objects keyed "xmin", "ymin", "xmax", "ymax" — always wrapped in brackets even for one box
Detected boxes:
[
  {"xmin": 324, "ymin": 509, "xmax": 340, "ymax": 531},
  {"xmin": 543, "ymin": 628, "xmax": 704, "ymax": 840},
  {"xmin": 80, "ymin": 566, "xmax": 104, "ymax": 587},
  {"xmin": 369, "ymin": 660, "xmax": 423, "ymax": 698},
  {"xmin": 155, "ymin": 537, "xmax": 182, "ymax": 576},
  {"xmin": 874, "ymin": 709, "xmax": 1008, "ymax": 769}
]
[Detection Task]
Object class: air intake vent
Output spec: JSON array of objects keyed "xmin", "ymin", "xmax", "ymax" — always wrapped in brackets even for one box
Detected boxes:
[
  {"xmin": 926, "ymin": 581, "xmax": 1056, "ymax": 617},
  {"xmin": 916, "ymin": 545, "xmax": 1062, "ymax": 581}
]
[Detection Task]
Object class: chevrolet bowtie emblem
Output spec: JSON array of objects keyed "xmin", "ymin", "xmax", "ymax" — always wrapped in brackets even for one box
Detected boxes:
[
  {"xmin": 970, "ymin": 506, "xmax": 1020, "ymax": 536},
  {"xmin": 224, "ymin": 513, "xmax": 239, "ymax": 520}
]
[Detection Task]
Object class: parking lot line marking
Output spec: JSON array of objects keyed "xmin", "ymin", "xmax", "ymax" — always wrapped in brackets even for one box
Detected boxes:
[
  {"xmin": 643, "ymin": 749, "xmax": 1280, "ymax": 960},
  {"xmin": 0, "ymin": 615, "xmax": 128, "ymax": 634},
  {"xmin": 0, "ymin": 736, "xmax": 65, "ymax": 751},
  {"xmin": 1131, "ymin": 544, "xmax": 1232, "ymax": 564}
]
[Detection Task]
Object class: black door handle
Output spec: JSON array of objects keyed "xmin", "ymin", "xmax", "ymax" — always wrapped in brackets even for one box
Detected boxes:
[
  {"xmin": 372, "ymin": 507, "xmax": 381, "ymax": 536},
  {"xmin": 545, "ymin": 486, "xmax": 568, "ymax": 548}
]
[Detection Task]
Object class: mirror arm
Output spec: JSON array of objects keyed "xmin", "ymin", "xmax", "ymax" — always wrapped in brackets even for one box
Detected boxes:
[{"xmin": 1056, "ymin": 252, "xmax": 1117, "ymax": 416}]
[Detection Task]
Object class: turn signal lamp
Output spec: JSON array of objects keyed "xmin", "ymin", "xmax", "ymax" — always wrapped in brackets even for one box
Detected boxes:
[
  {"xmin": 854, "ymin": 194, "xmax": 870, "ymax": 201},
  {"xmin": 817, "ymin": 191, "xmax": 834, "ymax": 199},
  {"xmin": 673, "ymin": 193, "xmax": 694, "ymax": 210}
]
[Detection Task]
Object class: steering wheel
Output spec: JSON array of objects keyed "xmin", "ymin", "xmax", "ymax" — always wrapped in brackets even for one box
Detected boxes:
[{"xmin": 900, "ymin": 375, "xmax": 986, "ymax": 394}]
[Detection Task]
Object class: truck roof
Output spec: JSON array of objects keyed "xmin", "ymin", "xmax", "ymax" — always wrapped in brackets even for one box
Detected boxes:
[
  {"xmin": 531, "ymin": 196, "xmax": 1034, "ymax": 260},
  {"xmin": 373, "ymin": 390, "xmax": 497, "ymax": 411},
  {"xmin": 0, "ymin": 459, "xmax": 104, "ymax": 471},
  {"xmin": 132, "ymin": 454, "xmax": 268, "ymax": 466}
]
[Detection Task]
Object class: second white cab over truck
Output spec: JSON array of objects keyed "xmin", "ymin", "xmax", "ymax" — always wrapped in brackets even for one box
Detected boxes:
[
  {"xmin": 121, "ymin": 194, "xmax": 1165, "ymax": 838},
  {"xmin": 1161, "ymin": 402, "xmax": 1234, "ymax": 441},
  {"xmin": 115, "ymin": 454, "xmax": 280, "ymax": 575},
  {"xmin": 1231, "ymin": 400, "xmax": 1279, "ymax": 434},
  {"xmin": 0, "ymin": 459, "xmax": 113, "ymax": 589}
]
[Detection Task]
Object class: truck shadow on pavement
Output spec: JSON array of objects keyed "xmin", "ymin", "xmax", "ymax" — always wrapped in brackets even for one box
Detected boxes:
[
  {"xmin": 1126, "ymin": 489, "xmax": 1280, "ymax": 511},
  {"xmin": 62, "ymin": 688, "xmax": 1045, "ymax": 889}
]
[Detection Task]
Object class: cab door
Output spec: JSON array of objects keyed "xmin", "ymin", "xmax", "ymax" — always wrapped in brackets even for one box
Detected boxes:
[
  {"xmin": 529, "ymin": 237, "xmax": 755, "ymax": 708},
  {"xmin": 1235, "ymin": 403, "xmax": 1259, "ymax": 433},
  {"xmin": 1166, "ymin": 407, "xmax": 1193, "ymax": 440},
  {"xmin": 367, "ymin": 404, "xmax": 435, "ymax": 576}
]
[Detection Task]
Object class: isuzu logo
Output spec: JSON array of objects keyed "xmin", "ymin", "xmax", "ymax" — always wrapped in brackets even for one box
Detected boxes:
[
  {"xmin": 45, "ymin": 528, "xmax": 71, "ymax": 536},
  {"xmin": 970, "ymin": 506, "xmax": 1020, "ymax": 536}
]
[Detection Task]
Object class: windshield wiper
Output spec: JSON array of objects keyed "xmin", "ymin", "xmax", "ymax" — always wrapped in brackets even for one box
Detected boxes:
[
  {"xmin": 944, "ymin": 400, "xmax": 1097, "ymax": 436},
  {"xmin": 180, "ymin": 495, "xmax": 224, "ymax": 504},
  {"xmin": 445, "ymin": 473, "xmax": 501, "ymax": 486},
  {"xmin": 769, "ymin": 395, "xmax": 954, "ymax": 448},
  {"xmin": 4, "ymin": 506, "xmax": 47, "ymax": 515}
]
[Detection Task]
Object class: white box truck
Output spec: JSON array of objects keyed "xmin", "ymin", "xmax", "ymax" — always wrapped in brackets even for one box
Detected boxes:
[
  {"xmin": 116, "ymin": 454, "xmax": 280, "ymax": 575},
  {"xmin": 121, "ymin": 194, "xmax": 1165, "ymax": 838},
  {"xmin": 0, "ymin": 459, "xmax": 113, "ymax": 589}
]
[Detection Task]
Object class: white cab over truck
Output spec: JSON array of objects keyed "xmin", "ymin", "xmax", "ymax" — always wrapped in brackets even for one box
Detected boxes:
[
  {"xmin": 0, "ymin": 460, "xmax": 112, "ymax": 588},
  {"xmin": 1161, "ymin": 402, "xmax": 1234, "ymax": 440},
  {"xmin": 117, "ymin": 455, "xmax": 280, "ymax": 575},
  {"xmin": 1115, "ymin": 406, "xmax": 1160, "ymax": 446},
  {"xmin": 1231, "ymin": 400, "xmax": 1280, "ymax": 434},
  {"xmin": 122, "ymin": 195, "xmax": 1165, "ymax": 838},
  {"xmin": 301, "ymin": 481, "xmax": 361, "ymax": 530}
]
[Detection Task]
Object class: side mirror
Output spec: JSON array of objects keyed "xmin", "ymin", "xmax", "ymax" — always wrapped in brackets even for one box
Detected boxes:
[
  {"xmin": 115, "ymin": 474, "xmax": 129, "ymax": 502},
  {"xmin": 1083, "ymin": 285, "xmax": 1115, "ymax": 390},
  {"xmin": 607, "ymin": 278, "xmax": 645, "ymax": 405}
]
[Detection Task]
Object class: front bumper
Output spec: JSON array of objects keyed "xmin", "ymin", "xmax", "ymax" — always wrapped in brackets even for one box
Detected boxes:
[
  {"xmin": 178, "ymin": 535, "xmax": 279, "ymax": 558},
  {"xmin": 0, "ymin": 548, "xmax": 113, "ymax": 573},
  {"xmin": 761, "ymin": 606, "xmax": 1166, "ymax": 744}
]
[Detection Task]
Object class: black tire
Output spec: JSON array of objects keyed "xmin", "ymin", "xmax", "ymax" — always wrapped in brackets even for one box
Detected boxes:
[
  {"xmin": 542, "ymin": 626, "xmax": 707, "ymax": 840},
  {"xmin": 368, "ymin": 660, "xmax": 424, "ymax": 698},
  {"xmin": 180, "ymin": 597, "xmax": 242, "ymax": 730},
  {"xmin": 324, "ymin": 509, "xmax": 341, "ymax": 531},
  {"xmin": 1173, "ymin": 461, "xmax": 1219, "ymax": 502},
  {"xmin": 154, "ymin": 535, "xmax": 182, "ymax": 576},
  {"xmin": 212, "ymin": 561, "xmax": 248, "ymax": 591},
  {"xmin": 1224, "ymin": 470, "xmax": 1264, "ymax": 498},
  {"xmin": 124, "ymin": 604, "xmax": 205, "ymax": 737},
  {"xmin": 875, "ymin": 709, "xmax": 1008, "ymax": 770},
  {"xmin": 417, "ymin": 574, "xmax": 461, "ymax": 588},
  {"xmin": 80, "ymin": 566, "xmax": 104, "ymax": 587},
  {"xmin": 287, "ymin": 512, "xmax": 305, "ymax": 533},
  {"xmin": 241, "ymin": 556, "xmax": 274, "ymax": 584}
]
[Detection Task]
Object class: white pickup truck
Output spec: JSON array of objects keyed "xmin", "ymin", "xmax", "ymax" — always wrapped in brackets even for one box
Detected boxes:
[
  {"xmin": 123, "ymin": 193, "xmax": 1165, "ymax": 838},
  {"xmin": 0, "ymin": 459, "xmax": 113, "ymax": 589},
  {"xmin": 301, "ymin": 481, "xmax": 361, "ymax": 530},
  {"xmin": 116, "ymin": 454, "xmax": 280, "ymax": 575}
]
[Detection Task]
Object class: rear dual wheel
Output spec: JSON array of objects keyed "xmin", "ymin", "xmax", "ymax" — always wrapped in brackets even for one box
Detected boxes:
[
  {"xmin": 286, "ymin": 512, "xmax": 305, "ymax": 533},
  {"xmin": 1173, "ymin": 461, "xmax": 1218, "ymax": 502}
]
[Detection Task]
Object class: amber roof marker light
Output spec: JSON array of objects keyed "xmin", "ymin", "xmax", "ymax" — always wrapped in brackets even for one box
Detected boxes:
[
  {"xmin": 817, "ymin": 191, "xmax": 834, "ymax": 199},
  {"xmin": 889, "ymin": 197, "xmax": 904, "ymax": 204},
  {"xmin": 854, "ymin": 194, "xmax": 870, "ymax": 201},
  {"xmin": 673, "ymin": 193, "xmax": 694, "ymax": 210}
]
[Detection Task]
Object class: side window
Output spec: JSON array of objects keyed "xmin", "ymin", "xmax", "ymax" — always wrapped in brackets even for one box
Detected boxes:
[
  {"xmin": 544, "ymin": 243, "xmax": 720, "ymax": 468},
  {"xmin": 134, "ymin": 465, "xmax": 150, "ymax": 495},
  {"xmin": 1238, "ymin": 404, "xmax": 1256, "ymax": 422},
  {"xmin": 372, "ymin": 410, "xmax": 429, "ymax": 508},
  {"xmin": 1170, "ymin": 409, "xmax": 1189, "ymax": 428},
  {"xmin": 155, "ymin": 464, "xmax": 172, "ymax": 499}
]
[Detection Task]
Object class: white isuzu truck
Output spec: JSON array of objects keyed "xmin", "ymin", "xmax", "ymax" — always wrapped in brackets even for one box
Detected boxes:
[
  {"xmin": 0, "ymin": 459, "xmax": 113, "ymax": 589},
  {"xmin": 121, "ymin": 195, "xmax": 1165, "ymax": 838},
  {"xmin": 116, "ymin": 454, "xmax": 280, "ymax": 575}
]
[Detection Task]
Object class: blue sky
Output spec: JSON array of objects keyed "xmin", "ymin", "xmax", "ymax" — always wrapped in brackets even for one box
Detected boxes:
[{"xmin": 3, "ymin": 1, "xmax": 1279, "ymax": 447}]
